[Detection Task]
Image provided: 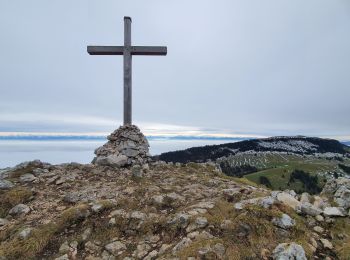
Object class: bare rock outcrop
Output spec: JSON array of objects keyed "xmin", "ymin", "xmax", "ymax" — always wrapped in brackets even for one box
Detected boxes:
[{"xmin": 322, "ymin": 177, "xmax": 350, "ymax": 211}]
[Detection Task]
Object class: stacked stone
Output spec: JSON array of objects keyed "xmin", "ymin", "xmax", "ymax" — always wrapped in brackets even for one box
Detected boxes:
[{"xmin": 92, "ymin": 125, "xmax": 151, "ymax": 167}]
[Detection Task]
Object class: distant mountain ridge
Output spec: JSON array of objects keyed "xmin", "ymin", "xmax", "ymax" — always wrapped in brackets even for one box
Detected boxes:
[
  {"xmin": 157, "ymin": 136, "xmax": 350, "ymax": 163},
  {"xmin": 343, "ymin": 141, "xmax": 350, "ymax": 146}
]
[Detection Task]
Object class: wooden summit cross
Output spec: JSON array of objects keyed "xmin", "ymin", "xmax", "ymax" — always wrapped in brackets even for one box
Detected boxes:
[{"xmin": 87, "ymin": 16, "xmax": 167, "ymax": 125}]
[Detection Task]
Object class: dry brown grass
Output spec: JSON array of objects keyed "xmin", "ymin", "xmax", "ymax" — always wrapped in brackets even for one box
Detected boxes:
[
  {"xmin": 96, "ymin": 200, "xmax": 115, "ymax": 212},
  {"xmin": 177, "ymin": 238, "xmax": 224, "ymax": 259},
  {"xmin": 8, "ymin": 165, "xmax": 37, "ymax": 179},
  {"xmin": 0, "ymin": 204, "xmax": 90, "ymax": 259},
  {"xmin": 89, "ymin": 220, "xmax": 122, "ymax": 244},
  {"xmin": 330, "ymin": 218, "xmax": 350, "ymax": 259},
  {"xmin": 231, "ymin": 177, "xmax": 261, "ymax": 187},
  {"xmin": 200, "ymin": 200, "xmax": 313, "ymax": 259},
  {"xmin": 0, "ymin": 187, "xmax": 33, "ymax": 217}
]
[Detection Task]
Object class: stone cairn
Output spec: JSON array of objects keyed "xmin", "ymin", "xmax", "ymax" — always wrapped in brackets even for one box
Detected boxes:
[{"xmin": 92, "ymin": 125, "xmax": 151, "ymax": 167}]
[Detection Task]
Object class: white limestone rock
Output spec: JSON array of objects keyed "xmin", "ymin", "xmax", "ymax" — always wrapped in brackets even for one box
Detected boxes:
[
  {"xmin": 321, "ymin": 177, "xmax": 350, "ymax": 195},
  {"xmin": 320, "ymin": 239, "xmax": 333, "ymax": 250},
  {"xmin": 323, "ymin": 206, "xmax": 346, "ymax": 217},
  {"xmin": 9, "ymin": 204, "xmax": 30, "ymax": 216},
  {"xmin": 315, "ymin": 215, "xmax": 324, "ymax": 222},
  {"xmin": 186, "ymin": 216, "xmax": 208, "ymax": 232},
  {"xmin": 18, "ymin": 227, "xmax": 32, "ymax": 239},
  {"xmin": 131, "ymin": 165, "xmax": 143, "ymax": 178},
  {"xmin": 85, "ymin": 241, "xmax": 102, "ymax": 254},
  {"xmin": 129, "ymin": 211, "xmax": 147, "ymax": 230},
  {"xmin": 195, "ymin": 216, "xmax": 208, "ymax": 228},
  {"xmin": 0, "ymin": 218, "xmax": 9, "ymax": 226},
  {"xmin": 167, "ymin": 213, "xmax": 190, "ymax": 229},
  {"xmin": 313, "ymin": 196, "xmax": 328, "ymax": 210},
  {"xmin": 297, "ymin": 202, "xmax": 322, "ymax": 217},
  {"xmin": 172, "ymin": 237, "xmax": 192, "ymax": 254},
  {"xmin": 313, "ymin": 226, "xmax": 324, "ymax": 234},
  {"xmin": 105, "ymin": 241, "xmax": 126, "ymax": 256},
  {"xmin": 0, "ymin": 179, "xmax": 14, "ymax": 190},
  {"xmin": 233, "ymin": 196, "xmax": 275, "ymax": 210},
  {"xmin": 334, "ymin": 185, "xmax": 350, "ymax": 209},
  {"xmin": 300, "ymin": 192, "xmax": 310, "ymax": 203},
  {"xmin": 234, "ymin": 202, "xmax": 243, "ymax": 210},
  {"xmin": 322, "ymin": 178, "xmax": 350, "ymax": 210},
  {"xmin": 133, "ymin": 243, "xmax": 151, "ymax": 259},
  {"xmin": 144, "ymin": 249, "xmax": 158, "ymax": 260},
  {"xmin": 260, "ymin": 196, "xmax": 276, "ymax": 208},
  {"xmin": 275, "ymin": 192, "xmax": 301, "ymax": 210},
  {"xmin": 153, "ymin": 192, "xmax": 185, "ymax": 209},
  {"xmin": 212, "ymin": 243, "xmax": 226, "ymax": 258},
  {"xmin": 19, "ymin": 173, "xmax": 37, "ymax": 183},
  {"xmin": 222, "ymin": 188, "xmax": 241, "ymax": 200},
  {"xmin": 59, "ymin": 240, "xmax": 78, "ymax": 254},
  {"xmin": 272, "ymin": 242, "xmax": 307, "ymax": 260},
  {"xmin": 272, "ymin": 214, "xmax": 295, "ymax": 229},
  {"xmin": 91, "ymin": 202, "xmax": 104, "ymax": 213}
]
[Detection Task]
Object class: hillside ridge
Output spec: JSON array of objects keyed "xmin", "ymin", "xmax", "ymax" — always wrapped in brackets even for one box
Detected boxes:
[{"xmin": 157, "ymin": 136, "xmax": 349, "ymax": 164}]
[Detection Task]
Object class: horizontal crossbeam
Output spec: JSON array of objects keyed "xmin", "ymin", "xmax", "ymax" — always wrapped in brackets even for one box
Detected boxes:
[
  {"xmin": 131, "ymin": 46, "xmax": 167, "ymax": 56},
  {"xmin": 87, "ymin": 46, "xmax": 167, "ymax": 56},
  {"xmin": 87, "ymin": 46, "xmax": 124, "ymax": 55}
]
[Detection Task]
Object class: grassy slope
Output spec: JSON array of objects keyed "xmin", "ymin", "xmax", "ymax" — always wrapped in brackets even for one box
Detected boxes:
[{"xmin": 225, "ymin": 153, "xmax": 350, "ymax": 192}]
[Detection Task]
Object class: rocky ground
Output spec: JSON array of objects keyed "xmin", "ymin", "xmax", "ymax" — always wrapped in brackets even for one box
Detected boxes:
[{"xmin": 0, "ymin": 160, "xmax": 349, "ymax": 259}]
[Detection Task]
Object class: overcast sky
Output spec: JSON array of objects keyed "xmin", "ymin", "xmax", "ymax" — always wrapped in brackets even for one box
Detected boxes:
[{"xmin": 0, "ymin": 0, "xmax": 349, "ymax": 140}]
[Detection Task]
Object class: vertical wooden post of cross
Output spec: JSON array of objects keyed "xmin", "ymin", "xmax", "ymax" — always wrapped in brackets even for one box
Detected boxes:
[{"xmin": 123, "ymin": 17, "xmax": 132, "ymax": 125}]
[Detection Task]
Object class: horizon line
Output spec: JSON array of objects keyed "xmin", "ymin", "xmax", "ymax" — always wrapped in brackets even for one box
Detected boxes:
[
  {"xmin": 0, "ymin": 134, "xmax": 252, "ymax": 142},
  {"xmin": 0, "ymin": 132, "xmax": 349, "ymax": 143}
]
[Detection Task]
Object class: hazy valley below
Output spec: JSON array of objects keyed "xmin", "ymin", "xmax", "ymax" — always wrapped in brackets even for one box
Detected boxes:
[{"xmin": 0, "ymin": 139, "xmax": 233, "ymax": 168}]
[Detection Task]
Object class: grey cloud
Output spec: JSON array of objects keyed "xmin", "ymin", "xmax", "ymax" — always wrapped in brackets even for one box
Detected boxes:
[{"xmin": 0, "ymin": 0, "xmax": 349, "ymax": 138}]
